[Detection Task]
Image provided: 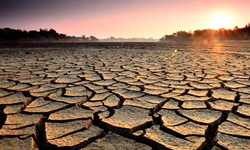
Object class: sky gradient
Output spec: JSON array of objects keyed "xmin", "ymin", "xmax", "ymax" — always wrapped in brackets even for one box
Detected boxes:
[{"xmin": 1, "ymin": 0, "xmax": 249, "ymax": 39}]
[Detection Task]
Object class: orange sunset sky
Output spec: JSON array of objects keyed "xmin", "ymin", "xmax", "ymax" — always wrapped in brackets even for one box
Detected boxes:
[{"xmin": 0, "ymin": 0, "xmax": 249, "ymax": 39}]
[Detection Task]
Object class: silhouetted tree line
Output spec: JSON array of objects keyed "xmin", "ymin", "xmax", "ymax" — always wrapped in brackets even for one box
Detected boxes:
[
  {"xmin": 0, "ymin": 28, "xmax": 98, "ymax": 41},
  {"xmin": 160, "ymin": 23, "xmax": 250, "ymax": 41}
]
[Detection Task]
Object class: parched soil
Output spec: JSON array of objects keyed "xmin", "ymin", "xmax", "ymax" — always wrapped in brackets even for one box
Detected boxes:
[{"xmin": 0, "ymin": 42, "xmax": 250, "ymax": 150}]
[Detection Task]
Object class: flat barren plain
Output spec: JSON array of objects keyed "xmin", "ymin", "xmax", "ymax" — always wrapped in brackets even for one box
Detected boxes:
[{"xmin": 0, "ymin": 42, "xmax": 250, "ymax": 150}]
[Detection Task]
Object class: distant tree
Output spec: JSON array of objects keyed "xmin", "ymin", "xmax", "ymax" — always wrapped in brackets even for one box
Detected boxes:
[
  {"xmin": 39, "ymin": 29, "xmax": 48, "ymax": 38},
  {"xmin": 89, "ymin": 36, "xmax": 98, "ymax": 41},
  {"xmin": 160, "ymin": 35, "xmax": 175, "ymax": 41},
  {"xmin": 82, "ymin": 35, "xmax": 86, "ymax": 40},
  {"xmin": 22, "ymin": 30, "xmax": 28, "ymax": 38},
  {"xmin": 234, "ymin": 26, "xmax": 239, "ymax": 31},
  {"xmin": 59, "ymin": 34, "xmax": 66, "ymax": 39},
  {"xmin": 173, "ymin": 31, "xmax": 192, "ymax": 40},
  {"xmin": 0, "ymin": 28, "xmax": 68, "ymax": 41},
  {"xmin": 193, "ymin": 29, "xmax": 220, "ymax": 41},
  {"xmin": 48, "ymin": 29, "xmax": 59, "ymax": 39},
  {"xmin": 110, "ymin": 36, "xmax": 115, "ymax": 40},
  {"xmin": 188, "ymin": 30, "xmax": 193, "ymax": 36},
  {"xmin": 28, "ymin": 30, "xmax": 41, "ymax": 39}
]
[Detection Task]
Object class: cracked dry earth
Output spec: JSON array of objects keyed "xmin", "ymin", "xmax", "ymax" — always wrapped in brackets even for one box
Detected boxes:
[{"xmin": 0, "ymin": 42, "xmax": 250, "ymax": 150}]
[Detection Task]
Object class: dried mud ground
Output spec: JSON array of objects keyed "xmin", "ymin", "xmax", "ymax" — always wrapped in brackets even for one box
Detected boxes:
[{"xmin": 0, "ymin": 42, "xmax": 250, "ymax": 150}]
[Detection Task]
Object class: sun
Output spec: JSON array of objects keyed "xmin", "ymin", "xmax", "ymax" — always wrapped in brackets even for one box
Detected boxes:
[{"xmin": 209, "ymin": 13, "xmax": 230, "ymax": 29}]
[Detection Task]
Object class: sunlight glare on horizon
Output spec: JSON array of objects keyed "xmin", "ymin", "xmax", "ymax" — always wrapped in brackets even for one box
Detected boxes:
[{"xmin": 209, "ymin": 13, "xmax": 231, "ymax": 29}]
